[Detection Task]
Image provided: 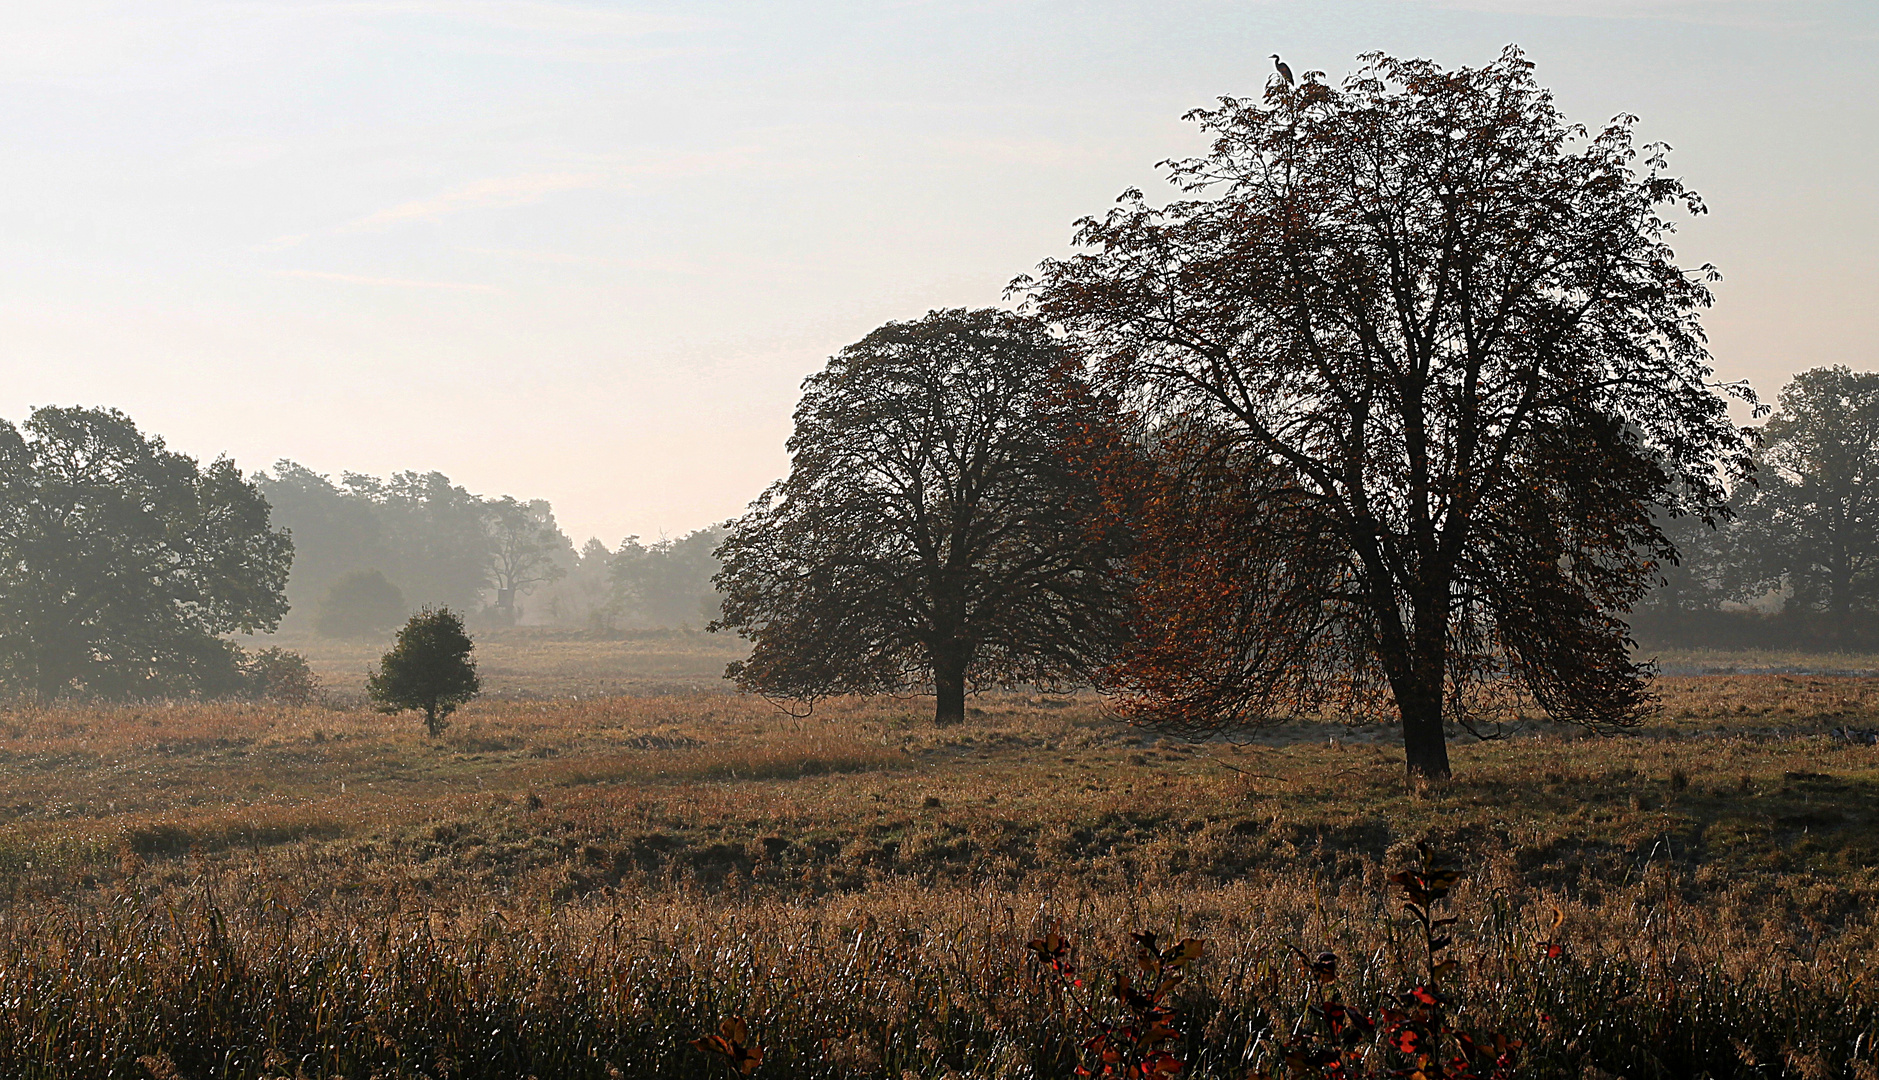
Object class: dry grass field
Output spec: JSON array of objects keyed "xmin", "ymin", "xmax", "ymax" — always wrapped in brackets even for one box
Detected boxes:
[
  {"xmin": 242, "ymin": 626, "xmax": 748, "ymax": 699},
  {"xmin": 1, "ymin": 648, "xmax": 1877, "ymax": 1077}
]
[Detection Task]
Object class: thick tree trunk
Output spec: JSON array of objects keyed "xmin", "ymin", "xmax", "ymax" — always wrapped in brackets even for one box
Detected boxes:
[
  {"xmin": 933, "ymin": 645, "xmax": 968, "ymax": 725},
  {"xmin": 1394, "ymin": 637, "xmax": 1452, "ymax": 781},
  {"xmin": 1400, "ymin": 689, "xmax": 1451, "ymax": 781},
  {"xmin": 1390, "ymin": 586, "xmax": 1458, "ymax": 781}
]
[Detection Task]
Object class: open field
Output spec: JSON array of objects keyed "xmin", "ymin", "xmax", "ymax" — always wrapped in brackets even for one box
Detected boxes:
[
  {"xmin": 1643, "ymin": 648, "xmax": 1879, "ymax": 678},
  {"xmin": 1, "ymin": 662, "xmax": 1877, "ymax": 1077},
  {"xmin": 243, "ymin": 627, "xmax": 748, "ymax": 699}
]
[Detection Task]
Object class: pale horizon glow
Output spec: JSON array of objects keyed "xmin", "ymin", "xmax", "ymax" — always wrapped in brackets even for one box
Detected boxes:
[{"xmin": 3, "ymin": 0, "xmax": 1874, "ymax": 547}]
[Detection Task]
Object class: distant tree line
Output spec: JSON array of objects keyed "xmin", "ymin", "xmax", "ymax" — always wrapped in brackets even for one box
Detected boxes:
[{"xmin": 257, "ymin": 462, "xmax": 724, "ymax": 637}]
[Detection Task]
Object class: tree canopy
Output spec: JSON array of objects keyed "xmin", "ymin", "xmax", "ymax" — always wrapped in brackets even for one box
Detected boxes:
[
  {"xmin": 610, "ymin": 528, "xmax": 726, "ymax": 629},
  {"xmin": 484, "ymin": 497, "xmax": 570, "ymax": 623},
  {"xmin": 1029, "ymin": 48, "xmax": 1752, "ymax": 777},
  {"xmin": 712, "ymin": 308, "xmax": 1131, "ymax": 723},
  {"xmin": 0, "ymin": 406, "xmax": 292, "ymax": 698}
]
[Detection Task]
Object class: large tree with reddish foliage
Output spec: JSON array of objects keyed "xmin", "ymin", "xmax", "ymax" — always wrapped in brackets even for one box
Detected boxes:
[{"xmin": 1027, "ymin": 48, "xmax": 1753, "ymax": 778}]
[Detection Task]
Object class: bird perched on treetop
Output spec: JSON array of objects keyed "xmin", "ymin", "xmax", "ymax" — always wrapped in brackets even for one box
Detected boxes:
[{"xmin": 1271, "ymin": 54, "xmax": 1294, "ymax": 88}]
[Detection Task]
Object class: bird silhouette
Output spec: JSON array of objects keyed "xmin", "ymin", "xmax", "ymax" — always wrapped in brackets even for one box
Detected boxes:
[{"xmin": 1271, "ymin": 54, "xmax": 1294, "ymax": 88}]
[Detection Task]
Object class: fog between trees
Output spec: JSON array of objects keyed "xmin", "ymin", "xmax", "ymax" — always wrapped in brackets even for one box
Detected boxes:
[
  {"xmin": 252, "ymin": 359, "xmax": 1879, "ymax": 656},
  {"xmin": 256, "ymin": 461, "xmax": 724, "ymax": 636}
]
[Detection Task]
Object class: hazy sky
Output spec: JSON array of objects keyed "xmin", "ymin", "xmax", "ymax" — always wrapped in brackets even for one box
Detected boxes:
[{"xmin": 4, "ymin": 0, "xmax": 1874, "ymax": 546}]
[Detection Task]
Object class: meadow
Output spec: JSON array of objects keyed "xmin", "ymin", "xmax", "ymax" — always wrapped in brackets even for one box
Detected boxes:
[{"xmin": 0, "ymin": 635, "xmax": 1876, "ymax": 1078}]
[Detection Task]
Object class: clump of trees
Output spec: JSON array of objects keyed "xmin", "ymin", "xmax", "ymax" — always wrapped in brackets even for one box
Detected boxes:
[
  {"xmin": 0, "ymin": 407, "xmax": 295, "ymax": 700},
  {"xmin": 259, "ymin": 464, "xmax": 724, "ymax": 633},
  {"xmin": 610, "ymin": 529, "xmax": 726, "ymax": 629},
  {"xmin": 258, "ymin": 464, "xmax": 559, "ymax": 629},
  {"xmin": 715, "ymin": 49, "xmax": 1765, "ymax": 778}
]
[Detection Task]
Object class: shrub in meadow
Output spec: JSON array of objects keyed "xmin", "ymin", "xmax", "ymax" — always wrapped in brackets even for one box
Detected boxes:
[{"xmin": 366, "ymin": 606, "xmax": 480, "ymax": 737}]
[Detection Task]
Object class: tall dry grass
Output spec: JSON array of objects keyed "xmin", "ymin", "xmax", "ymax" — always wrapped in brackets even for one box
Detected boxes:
[
  {"xmin": 0, "ymin": 676, "xmax": 1876, "ymax": 1076},
  {"xmin": 2, "ymin": 863, "xmax": 1872, "ymax": 1078}
]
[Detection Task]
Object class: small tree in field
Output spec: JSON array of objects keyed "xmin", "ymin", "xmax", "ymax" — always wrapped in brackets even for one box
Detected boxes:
[{"xmin": 367, "ymin": 607, "xmax": 480, "ymax": 737}]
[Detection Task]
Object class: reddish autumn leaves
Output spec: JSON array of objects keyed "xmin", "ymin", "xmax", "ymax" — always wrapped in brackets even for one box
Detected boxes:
[
  {"xmin": 1030, "ymin": 48, "xmax": 1753, "ymax": 779},
  {"xmin": 1027, "ymin": 925, "xmax": 1206, "ymax": 1079},
  {"xmin": 690, "ymin": 1017, "xmax": 762, "ymax": 1076}
]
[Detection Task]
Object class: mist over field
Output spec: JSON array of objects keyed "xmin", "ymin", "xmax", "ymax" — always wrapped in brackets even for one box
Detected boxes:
[{"xmin": 3, "ymin": 5, "xmax": 1879, "ymax": 1078}]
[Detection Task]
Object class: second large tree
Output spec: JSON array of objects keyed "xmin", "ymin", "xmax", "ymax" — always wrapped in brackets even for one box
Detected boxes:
[
  {"xmin": 1032, "ymin": 48, "xmax": 1752, "ymax": 778},
  {"xmin": 712, "ymin": 308, "xmax": 1128, "ymax": 722}
]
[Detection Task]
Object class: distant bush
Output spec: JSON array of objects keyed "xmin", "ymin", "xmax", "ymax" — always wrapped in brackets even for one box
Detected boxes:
[
  {"xmin": 314, "ymin": 570, "xmax": 406, "ymax": 639},
  {"xmin": 172, "ymin": 643, "xmax": 319, "ymax": 703},
  {"xmin": 237, "ymin": 647, "xmax": 318, "ymax": 704}
]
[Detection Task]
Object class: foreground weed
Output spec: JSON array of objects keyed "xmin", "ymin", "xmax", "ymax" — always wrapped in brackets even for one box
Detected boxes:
[
  {"xmin": 1266, "ymin": 845, "xmax": 1520, "ymax": 1080},
  {"xmin": 1028, "ymin": 925, "xmax": 1204, "ymax": 1078}
]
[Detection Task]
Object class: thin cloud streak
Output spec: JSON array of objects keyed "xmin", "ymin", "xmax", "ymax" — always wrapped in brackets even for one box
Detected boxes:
[
  {"xmin": 1434, "ymin": 0, "xmax": 1823, "ymax": 30},
  {"xmin": 459, "ymin": 246, "xmax": 636, "ymax": 268},
  {"xmin": 274, "ymin": 269, "xmax": 497, "ymax": 291},
  {"xmin": 343, "ymin": 172, "xmax": 602, "ymax": 231},
  {"xmin": 459, "ymin": 245, "xmax": 817, "ymax": 280},
  {"xmin": 253, "ymin": 233, "xmax": 309, "ymax": 252},
  {"xmin": 240, "ymin": 1, "xmax": 713, "ymax": 37},
  {"xmin": 339, "ymin": 149, "xmax": 761, "ymax": 233}
]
